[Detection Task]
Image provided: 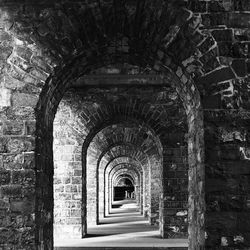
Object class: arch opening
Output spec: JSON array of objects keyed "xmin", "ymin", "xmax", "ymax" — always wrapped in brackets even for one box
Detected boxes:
[
  {"xmin": 113, "ymin": 175, "xmax": 135, "ymax": 201},
  {"xmin": 51, "ymin": 64, "xmax": 194, "ymax": 248},
  {"xmin": 34, "ymin": 51, "xmax": 204, "ymax": 249}
]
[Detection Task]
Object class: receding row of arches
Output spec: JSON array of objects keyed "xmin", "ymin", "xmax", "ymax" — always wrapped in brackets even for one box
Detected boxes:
[
  {"xmin": 1, "ymin": 1, "xmax": 249, "ymax": 249},
  {"xmin": 52, "ymin": 66, "xmax": 190, "ymax": 247},
  {"xmin": 34, "ymin": 49, "xmax": 204, "ymax": 249}
]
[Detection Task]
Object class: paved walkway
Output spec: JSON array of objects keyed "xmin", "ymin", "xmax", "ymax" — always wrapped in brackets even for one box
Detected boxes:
[{"xmin": 54, "ymin": 200, "xmax": 188, "ymax": 249}]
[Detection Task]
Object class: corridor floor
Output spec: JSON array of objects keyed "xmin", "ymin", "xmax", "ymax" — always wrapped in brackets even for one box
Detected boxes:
[{"xmin": 54, "ymin": 200, "xmax": 188, "ymax": 250}]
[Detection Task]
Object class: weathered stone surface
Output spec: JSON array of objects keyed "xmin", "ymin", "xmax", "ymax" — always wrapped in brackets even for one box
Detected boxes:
[
  {"xmin": 231, "ymin": 59, "xmax": 247, "ymax": 77},
  {"xmin": 3, "ymin": 121, "xmax": 24, "ymax": 135},
  {"xmin": 0, "ymin": 170, "xmax": 11, "ymax": 185},
  {"xmin": 0, "ymin": 88, "xmax": 12, "ymax": 108},
  {"xmin": 0, "ymin": 1, "xmax": 249, "ymax": 249}
]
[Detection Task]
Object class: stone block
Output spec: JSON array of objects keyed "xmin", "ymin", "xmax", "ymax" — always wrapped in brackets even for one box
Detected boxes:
[
  {"xmin": 208, "ymin": 1, "xmax": 226, "ymax": 12},
  {"xmin": 72, "ymin": 193, "xmax": 81, "ymax": 200},
  {"xmin": 73, "ymin": 169, "xmax": 82, "ymax": 177},
  {"xmin": 220, "ymin": 144, "xmax": 241, "ymax": 160},
  {"xmin": 217, "ymin": 41, "xmax": 233, "ymax": 57},
  {"xmin": 74, "ymin": 153, "xmax": 81, "ymax": 161},
  {"xmin": 0, "ymin": 44, "xmax": 12, "ymax": 61},
  {"xmin": 24, "ymin": 121, "xmax": 36, "ymax": 136},
  {"xmin": 229, "ymin": 13, "xmax": 250, "ymax": 28},
  {"xmin": 60, "ymin": 154, "xmax": 74, "ymax": 161},
  {"xmin": 10, "ymin": 199, "xmax": 34, "ymax": 214},
  {"xmin": 188, "ymin": 1, "xmax": 207, "ymax": 13},
  {"xmin": 212, "ymin": 29, "xmax": 233, "ymax": 42},
  {"xmin": 15, "ymin": 46, "xmax": 32, "ymax": 62},
  {"xmin": 62, "ymin": 177, "xmax": 71, "ymax": 184},
  {"xmin": 0, "ymin": 185, "xmax": 22, "ymax": 198},
  {"xmin": 0, "ymin": 137, "xmax": 8, "ymax": 153},
  {"xmin": 6, "ymin": 106, "xmax": 35, "ymax": 120},
  {"xmin": 206, "ymin": 177, "xmax": 240, "ymax": 193},
  {"xmin": 3, "ymin": 153, "xmax": 23, "ymax": 170},
  {"xmin": 3, "ymin": 121, "xmax": 24, "ymax": 135},
  {"xmin": 232, "ymin": 42, "xmax": 249, "ymax": 57},
  {"xmin": 0, "ymin": 170, "xmax": 11, "ymax": 185},
  {"xmin": 6, "ymin": 138, "xmax": 29, "ymax": 153},
  {"xmin": 233, "ymin": 0, "xmax": 250, "ymax": 11},
  {"xmin": 12, "ymin": 92, "xmax": 38, "ymax": 108},
  {"xmin": 31, "ymin": 55, "xmax": 52, "ymax": 73},
  {"xmin": 246, "ymin": 60, "xmax": 250, "ymax": 74},
  {"xmin": 231, "ymin": 59, "xmax": 247, "ymax": 77},
  {"xmin": 65, "ymin": 185, "xmax": 73, "ymax": 193},
  {"xmin": 203, "ymin": 57, "xmax": 221, "ymax": 74},
  {"xmin": 206, "ymin": 212, "xmax": 237, "ymax": 233},
  {"xmin": 202, "ymin": 13, "xmax": 229, "ymax": 27},
  {"xmin": 71, "ymin": 177, "xmax": 81, "ymax": 185},
  {"xmin": 0, "ymin": 228, "xmax": 15, "ymax": 244},
  {"xmin": 198, "ymin": 36, "xmax": 215, "ymax": 54},
  {"xmin": 10, "ymin": 56, "xmax": 32, "ymax": 72},
  {"xmin": 70, "ymin": 209, "xmax": 81, "ymax": 217},
  {"xmin": 58, "ymin": 193, "xmax": 71, "ymax": 200},
  {"xmin": 202, "ymin": 96, "xmax": 221, "ymax": 110},
  {"xmin": 12, "ymin": 170, "xmax": 35, "ymax": 185},
  {"xmin": 29, "ymin": 68, "xmax": 48, "ymax": 82},
  {"xmin": 23, "ymin": 152, "xmax": 35, "ymax": 169},
  {"xmin": 3, "ymin": 74, "xmax": 26, "ymax": 91},
  {"xmin": 0, "ymin": 88, "xmax": 11, "ymax": 108},
  {"xmin": 54, "ymin": 185, "xmax": 64, "ymax": 193},
  {"xmin": 196, "ymin": 67, "xmax": 235, "ymax": 87}
]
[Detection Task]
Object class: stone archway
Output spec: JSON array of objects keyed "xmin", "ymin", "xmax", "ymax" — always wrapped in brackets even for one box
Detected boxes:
[
  {"xmin": 0, "ymin": 1, "xmax": 227, "ymax": 249},
  {"xmin": 36, "ymin": 58, "xmax": 204, "ymax": 250}
]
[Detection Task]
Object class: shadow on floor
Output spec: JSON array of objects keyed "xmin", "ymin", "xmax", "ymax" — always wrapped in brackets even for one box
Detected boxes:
[{"xmin": 54, "ymin": 199, "xmax": 188, "ymax": 249}]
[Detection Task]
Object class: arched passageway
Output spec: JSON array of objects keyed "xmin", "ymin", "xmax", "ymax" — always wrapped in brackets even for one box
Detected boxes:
[
  {"xmin": 52, "ymin": 68, "xmax": 192, "ymax": 248},
  {"xmin": 53, "ymin": 74, "xmax": 189, "ymax": 241},
  {"xmin": 5, "ymin": 1, "xmax": 250, "ymax": 250},
  {"xmin": 112, "ymin": 175, "xmax": 135, "ymax": 201}
]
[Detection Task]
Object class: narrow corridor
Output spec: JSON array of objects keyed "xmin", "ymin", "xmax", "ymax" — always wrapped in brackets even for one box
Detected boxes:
[{"xmin": 54, "ymin": 200, "xmax": 188, "ymax": 249}]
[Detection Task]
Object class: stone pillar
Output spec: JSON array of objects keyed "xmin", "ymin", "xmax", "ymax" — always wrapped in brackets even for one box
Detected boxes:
[
  {"xmin": 149, "ymin": 157, "xmax": 161, "ymax": 225},
  {"xmin": 187, "ymin": 109, "xmax": 205, "ymax": 250},
  {"xmin": 204, "ymin": 110, "xmax": 250, "ymax": 248},
  {"xmin": 86, "ymin": 150, "xmax": 97, "ymax": 226},
  {"xmin": 161, "ymin": 145, "xmax": 189, "ymax": 239}
]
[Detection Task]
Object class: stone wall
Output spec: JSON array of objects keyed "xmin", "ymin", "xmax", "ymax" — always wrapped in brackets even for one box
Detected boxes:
[
  {"xmin": 162, "ymin": 146, "xmax": 189, "ymax": 238},
  {"xmin": 104, "ymin": 159, "xmax": 144, "ymax": 217},
  {"xmin": 52, "ymin": 85, "xmax": 188, "ymax": 242},
  {"xmin": 53, "ymin": 96, "xmax": 85, "ymax": 239},
  {"xmin": 0, "ymin": 1, "xmax": 249, "ymax": 249},
  {"xmin": 98, "ymin": 145, "xmax": 148, "ymax": 220},
  {"xmin": 186, "ymin": 1, "xmax": 250, "ymax": 248},
  {"xmin": 204, "ymin": 111, "xmax": 250, "ymax": 248}
]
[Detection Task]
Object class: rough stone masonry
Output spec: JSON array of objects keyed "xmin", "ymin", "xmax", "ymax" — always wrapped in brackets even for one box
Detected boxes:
[{"xmin": 0, "ymin": 0, "xmax": 250, "ymax": 250}]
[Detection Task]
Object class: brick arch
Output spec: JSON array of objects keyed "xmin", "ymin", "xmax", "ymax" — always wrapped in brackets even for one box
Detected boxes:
[
  {"xmin": 0, "ymin": 2, "xmax": 211, "ymax": 249},
  {"xmin": 97, "ymin": 143, "xmax": 156, "ymax": 223},
  {"xmin": 105, "ymin": 158, "xmax": 145, "ymax": 218},
  {"xmin": 34, "ymin": 59, "xmax": 204, "ymax": 249},
  {"xmin": 110, "ymin": 165, "xmax": 142, "ymax": 208},
  {"xmin": 83, "ymin": 116, "xmax": 165, "ymax": 226},
  {"xmin": 81, "ymin": 89, "xmax": 187, "ymax": 226},
  {"xmin": 88, "ymin": 122, "xmax": 162, "ymax": 159},
  {"xmin": 113, "ymin": 173, "xmax": 137, "ymax": 187},
  {"xmin": 111, "ymin": 169, "xmax": 140, "ymax": 208},
  {"xmin": 103, "ymin": 148, "xmax": 163, "ymax": 225},
  {"xmin": 87, "ymin": 141, "xmax": 153, "ymax": 225},
  {"xmin": 4, "ymin": 1, "xmax": 250, "ymax": 249}
]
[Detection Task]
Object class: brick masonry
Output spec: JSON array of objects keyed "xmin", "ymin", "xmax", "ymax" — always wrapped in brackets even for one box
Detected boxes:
[
  {"xmin": 0, "ymin": 1, "xmax": 249, "ymax": 250},
  {"xmin": 53, "ymin": 86, "xmax": 187, "ymax": 239}
]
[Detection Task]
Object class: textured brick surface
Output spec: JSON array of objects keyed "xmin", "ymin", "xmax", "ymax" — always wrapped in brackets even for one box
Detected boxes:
[
  {"xmin": 53, "ymin": 86, "xmax": 188, "ymax": 239},
  {"xmin": 0, "ymin": 0, "xmax": 249, "ymax": 249}
]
